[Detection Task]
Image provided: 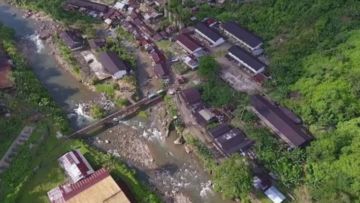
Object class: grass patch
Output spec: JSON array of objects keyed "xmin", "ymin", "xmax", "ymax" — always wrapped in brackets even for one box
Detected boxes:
[{"xmin": 95, "ymin": 83, "xmax": 117, "ymax": 98}]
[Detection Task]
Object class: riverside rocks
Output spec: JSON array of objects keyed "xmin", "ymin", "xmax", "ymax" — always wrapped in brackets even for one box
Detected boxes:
[{"xmin": 89, "ymin": 124, "xmax": 157, "ymax": 169}]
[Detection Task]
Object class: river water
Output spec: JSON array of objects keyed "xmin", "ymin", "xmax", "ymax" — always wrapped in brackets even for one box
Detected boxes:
[
  {"xmin": 0, "ymin": 2, "xmax": 100, "ymax": 129},
  {"xmin": 0, "ymin": 2, "xmax": 233, "ymax": 202}
]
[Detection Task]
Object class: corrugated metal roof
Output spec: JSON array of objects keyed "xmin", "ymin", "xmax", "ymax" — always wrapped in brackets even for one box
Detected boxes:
[
  {"xmin": 228, "ymin": 45, "xmax": 266, "ymax": 72},
  {"xmin": 250, "ymin": 95, "xmax": 313, "ymax": 147},
  {"xmin": 195, "ymin": 22, "xmax": 223, "ymax": 43},
  {"xmin": 222, "ymin": 21, "xmax": 262, "ymax": 48}
]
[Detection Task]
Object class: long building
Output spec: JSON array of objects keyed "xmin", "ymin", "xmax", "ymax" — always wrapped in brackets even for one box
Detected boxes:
[
  {"xmin": 228, "ymin": 45, "xmax": 266, "ymax": 74},
  {"xmin": 209, "ymin": 124, "xmax": 255, "ymax": 156},
  {"xmin": 48, "ymin": 168, "xmax": 131, "ymax": 203},
  {"xmin": 64, "ymin": 0, "xmax": 109, "ymax": 14},
  {"xmin": 176, "ymin": 33, "xmax": 203, "ymax": 54},
  {"xmin": 221, "ymin": 21, "xmax": 263, "ymax": 55},
  {"xmin": 195, "ymin": 22, "xmax": 225, "ymax": 47},
  {"xmin": 250, "ymin": 95, "xmax": 313, "ymax": 148},
  {"xmin": 98, "ymin": 52, "xmax": 130, "ymax": 79}
]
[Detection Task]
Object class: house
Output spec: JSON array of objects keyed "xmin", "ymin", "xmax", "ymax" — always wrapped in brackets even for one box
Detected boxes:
[
  {"xmin": 176, "ymin": 33, "xmax": 203, "ymax": 54},
  {"xmin": 228, "ymin": 45, "xmax": 266, "ymax": 74},
  {"xmin": 47, "ymin": 168, "xmax": 131, "ymax": 203},
  {"xmin": 103, "ymin": 8, "xmax": 123, "ymax": 25},
  {"xmin": 194, "ymin": 108, "xmax": 216, "ymax": 126},
  {"xmin": 150, "ymin": 48, "xmax": 166, "ymax": 64},
  {"xmin": 58, "ymin": 150, "xmax": 95, "ymax": 183},
  {"xmin": 88, "ymin": 38, "xmax": 106, "ymax": 51},
  {"xmin": 64, "ymin": 0, "xmax": 109, "ymax": 15},
  {"xmin": 250, "ymin": 95, "xmax": 313, "ymax": 148},
  {"xmin": 154, "ymin": 62, "xmax": 169, "ymax": 79},
  {"xmin": 180, "ymin": 87, "xmax": 201, "ymax": 106},
  {"xmin": 183, "ymin": 55, "xmax": 199, "ymax": 70},
  {"xmin": 209, "ymin": 124, "xmax": 255, "ymax": 156},
  {"xmin": 194, "ymin": 22, "xmax": 225, "ymax": 47},
  {"xmin": 98, "ymin": 51, "xmax": 130, "ymax": 79},
  {"xmin": 59, "ymin": 30, "xmax": 85, "ymax": 51},
  {"xmin": 221, "ymin": 21, "xmax": 263, "ymax": 55},
  {"xmin": 264, "ymin": 186, "xmax": 286, "ymax": 203}
]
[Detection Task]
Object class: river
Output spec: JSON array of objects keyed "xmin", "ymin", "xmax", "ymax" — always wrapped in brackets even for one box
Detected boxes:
[{"xmin": 0, "ymin": 2, "xmax": 233, "ymax": 202}]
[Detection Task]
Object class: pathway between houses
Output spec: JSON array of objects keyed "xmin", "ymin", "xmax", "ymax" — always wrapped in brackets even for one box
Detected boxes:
[{"xmin": 0, "ymin": 126, "xmax": 34, "ymax": 173}]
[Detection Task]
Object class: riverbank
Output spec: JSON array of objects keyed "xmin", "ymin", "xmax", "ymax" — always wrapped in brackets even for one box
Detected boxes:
[{"xmin": 0, "ymin": 20, "xmax": 161, "ymax": 203}]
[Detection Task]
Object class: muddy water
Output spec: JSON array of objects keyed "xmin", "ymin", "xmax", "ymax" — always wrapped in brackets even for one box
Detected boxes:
[
  {"xmin": 0, "ymin": 2, "xmax": 100, "ymax": 128},
  {"xmin": 95, "ymin": 117, "xmax": 234, "ymax": 203},
  {"xmin": 0, "ymin": 2, "xmax": 233, "ymax": 202}
]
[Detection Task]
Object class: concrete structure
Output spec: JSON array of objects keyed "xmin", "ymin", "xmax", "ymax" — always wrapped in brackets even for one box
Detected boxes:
[
  {"xmin": 228, "ymin": 45, "xmax": 266, "ymax": 74},
  {"xmin": 264, "ymin": 186, "xmax": 286, "ymax": 203},
  {"xmin": 221, "ymin": 21, "xmax": 263, "ymax": 55},
  {"xmin": 195, "ymin": 22, "xmax": 225, "ymax": 47}
]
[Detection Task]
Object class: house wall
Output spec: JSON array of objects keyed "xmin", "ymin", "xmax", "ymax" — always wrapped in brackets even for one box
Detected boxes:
[
  {"xmin": 228, "ymin": 52, "xmax": 265, "ymax": 74},
  {"xmin": 195, "ymin": 29, "xmax": 225, "ymax": 47},
  {"xmin": 112, "ymin": 70, "xmax": 127, "ymax": 80}
]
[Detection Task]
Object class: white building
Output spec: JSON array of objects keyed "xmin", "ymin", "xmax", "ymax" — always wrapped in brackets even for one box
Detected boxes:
[
  {"xmin": 228, "ymin": 45, "xmax": 266, "ymax": 74},
  {"xmin": 58, "ymin": 150, "xmax": 94, "ymax": 183},
  {"xmin": 195, "ymin": 22, "xmax": 225, "ymax": 47}
]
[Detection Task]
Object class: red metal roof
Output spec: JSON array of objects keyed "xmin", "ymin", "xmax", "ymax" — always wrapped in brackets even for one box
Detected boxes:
[
  {"xmin": 176, "ymin": 33, "xmax": 202, "ymax": 53},
  {"xmin": 62, "ymin": 168, "xmax": 110, "ymax": 201},
  {"xmin": 150, "ymin": 48, "xmax": 166, "ymax": 64}
]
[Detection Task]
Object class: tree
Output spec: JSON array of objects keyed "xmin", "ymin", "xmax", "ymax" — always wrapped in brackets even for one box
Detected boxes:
[
  {"xmin": 213, "ymin": 154, "xmax": 252, "ymax": 200},
  {"xmin": 201, "ymin": 80, "xmax": 233, "ymax": 107},
  {"xmin": 198, "ymin": 56, "xmax": 219, "ymax": 80}
]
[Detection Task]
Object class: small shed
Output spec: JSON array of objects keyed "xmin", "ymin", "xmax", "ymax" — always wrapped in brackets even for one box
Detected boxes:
[
  {"xmin": 264, "ymin": 186, "xmax": 286, "ymax": 203},
  {"xmin": 180, "ymin": 88, "xmax": 201, "ymax": 106}
]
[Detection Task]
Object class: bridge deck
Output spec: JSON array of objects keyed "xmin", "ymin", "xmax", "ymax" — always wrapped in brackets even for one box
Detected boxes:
[{"xmin": 69, "ymin": 95, "xmax": 162, "ymax": 137}]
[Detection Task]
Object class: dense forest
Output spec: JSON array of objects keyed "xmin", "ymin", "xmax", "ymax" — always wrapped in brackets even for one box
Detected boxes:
[{"xmin": 194, "ymin": 0, "xmax": 360, "ymax": 202}]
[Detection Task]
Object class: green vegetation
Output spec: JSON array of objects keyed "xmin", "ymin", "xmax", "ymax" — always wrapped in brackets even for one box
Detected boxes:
[
  {"xmin": 89, "ymin": 104, "xmax": 105, "ymax": 119},
  {"xmin": 197, "ymin": 56, "xmax": 247, "ymax": 107},
  {"xmin": 185, "ymin": 136, "xmax": 252, "ymax": 200},
  {"xmin": 197, "ymin": 56, "xmax": 219, "ymax": 80},
  {"xmin": 105, "ymin": 35, "xmax": 136, "ymax": 69},
  {"xmin": 95, "ymin": 82, "xmax": 117, "ymax": 98},
  {"xmin": 195, "ymin": 0, "xmax": 360, "ymax": 201},
  {"xmin": 166, "ymin": 0, "xmax": 192, "ymax": 28},
  {"xmin": 164, "ymin": 95, "xmax": 177, "ymax": 118},
  {"xmin": 0, "ymin": 23, "xmax": 160, "ymax": 203},
  {"xmin": 8, "ymin": 0, "xmax": 96, "ymax": 25},
  {"xmin": 56, "ymin": 36, "xmax": 81, "ymax": 75},
  {"xmin": 213, "ymin": 155, "xmax": 252, "ymax": 201}
]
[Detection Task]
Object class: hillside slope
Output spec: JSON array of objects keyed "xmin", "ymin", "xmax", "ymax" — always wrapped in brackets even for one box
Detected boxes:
[{"xmin": 197, "ymin": 0, "xmax": 360, "ymax": 202}]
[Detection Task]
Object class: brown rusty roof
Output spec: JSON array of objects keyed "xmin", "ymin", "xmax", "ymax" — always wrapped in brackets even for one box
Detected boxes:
[
  {"xmin": 250, "ymin": 95, "xmax": 313, "ymax": 147},
  {"xmin": 99, "ymin": 51, "xmax": 130, "ymax": 74},
  {"xmin": 176, "ymin": 33, "xmax": 202, "ymax": 53},
  {"xmin": 180, "ymin": 88, "xmax": 201, "ymax": 105}
]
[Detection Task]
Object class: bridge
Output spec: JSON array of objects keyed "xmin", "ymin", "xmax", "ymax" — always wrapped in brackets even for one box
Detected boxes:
[{"xmin": 68, "ymin": 95, "xmax": 163, "ymax": 137}]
